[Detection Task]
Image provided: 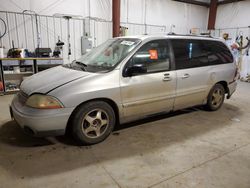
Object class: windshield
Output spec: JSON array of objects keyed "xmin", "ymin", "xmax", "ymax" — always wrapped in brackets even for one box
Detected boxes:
[{"xmin": 65, "ymin": 38, "xmax": 141, "ymax": 73}]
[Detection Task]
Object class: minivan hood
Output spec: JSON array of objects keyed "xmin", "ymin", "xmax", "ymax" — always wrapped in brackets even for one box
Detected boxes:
[{"xmin": 20, "ymin": 66, "xmax": 90, "ymax": 95}]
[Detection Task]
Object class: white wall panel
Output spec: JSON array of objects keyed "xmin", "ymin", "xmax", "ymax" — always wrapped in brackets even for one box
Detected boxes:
[
  {"xmin": 0, "ymin": 0, "xmax": 30, "ymax": 12},
  {"xmin": 215, "ymin": 1, "xmax": 250, "ymax": 29},
  {"xmin": 90, "ymin": 0, "xmax": 112, "ymax": 20},
  {"xmin": 127, "ymin": 0, "xmax": 145, "ymax": 23},
  {"xmin": 121, "ymin": 0, "xmax": 208, "ymax": 34},
  {"xmin": 146, "ymin": 0, "xmax": 208, "ymax": 34}
]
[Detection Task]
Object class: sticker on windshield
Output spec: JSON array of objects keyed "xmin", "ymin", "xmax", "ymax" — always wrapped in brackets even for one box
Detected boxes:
[{"xmin": 121, "ymin": 41, "xmax": 135, "ymax": 46}]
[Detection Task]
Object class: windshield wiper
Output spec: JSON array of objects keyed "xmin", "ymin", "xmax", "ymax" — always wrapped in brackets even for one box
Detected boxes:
[
  {"xmin": 75, "ymin": 61, "xmax": 88, "ymax": 67},
  {"xmin": 73, "ymin": 61, "xmax": 88, "ymax": 71}
]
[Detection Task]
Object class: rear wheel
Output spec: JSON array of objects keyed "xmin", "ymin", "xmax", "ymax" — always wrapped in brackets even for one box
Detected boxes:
[
  {"xmin": 72, "ymin": 101, "xmax": 116, "ymax": 145},
  {"xmin": 206, "ymin": 84, "xmax": 225, "ymax": 111}
]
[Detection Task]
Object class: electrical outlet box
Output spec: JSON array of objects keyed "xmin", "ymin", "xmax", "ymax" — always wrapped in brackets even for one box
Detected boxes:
[{"xmin": 81, "ymin": 36, "xmax": 92, "ymax": 55}]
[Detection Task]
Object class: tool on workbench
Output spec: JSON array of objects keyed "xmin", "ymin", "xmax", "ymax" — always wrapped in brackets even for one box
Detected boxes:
[
  {"xmin": 53, "ymin": 37, "xmax": 64, "ymax": 57},
  {"xmin": 7, "ymin": 41, "xmax": 28, "ymax": 58}
]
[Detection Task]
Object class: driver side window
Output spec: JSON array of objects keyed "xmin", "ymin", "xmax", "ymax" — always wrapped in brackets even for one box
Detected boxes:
[{"xmin": 130, "ymin": 39, "xmax": 170, "ymax": 73}]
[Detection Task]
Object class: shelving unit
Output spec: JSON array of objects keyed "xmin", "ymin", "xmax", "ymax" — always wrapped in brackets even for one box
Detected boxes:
[{"xmin": 0, "ymin": 58, "xmax": 63, "ymax": 94}]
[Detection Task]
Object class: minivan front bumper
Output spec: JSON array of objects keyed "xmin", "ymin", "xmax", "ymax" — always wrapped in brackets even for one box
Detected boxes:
[
  {"xmin": 10, "ymin": 94, "xmax": 74, "ymax": 137},
  {"xmin": 227, "ymin": 81, "xmax": 237, "ymax": 99}
]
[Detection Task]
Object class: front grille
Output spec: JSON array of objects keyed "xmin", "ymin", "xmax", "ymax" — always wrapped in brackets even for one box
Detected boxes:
[{"xmin": 18, "ymin": 91, "xmax": 28, "ymax": 104}]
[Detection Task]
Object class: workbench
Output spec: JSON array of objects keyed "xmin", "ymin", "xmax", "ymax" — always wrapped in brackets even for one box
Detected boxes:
[{"xmin": 0, "ymin": 58, "xmax": 63, "ymax": 94}]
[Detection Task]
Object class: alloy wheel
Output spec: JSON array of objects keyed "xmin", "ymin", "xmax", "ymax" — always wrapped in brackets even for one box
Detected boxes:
[
  {"xmin": 81, "ymin": 109, "xmax": 109, "ymax": 138},
  {"xmin": 211, "ymin": 88, "xmax": 223, "ymax": 108}
]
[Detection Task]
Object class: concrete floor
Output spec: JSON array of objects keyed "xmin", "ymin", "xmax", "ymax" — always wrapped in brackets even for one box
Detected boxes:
[{"xmin": 0, "ymin": 82, "xmax": 250, "ymax": 188}]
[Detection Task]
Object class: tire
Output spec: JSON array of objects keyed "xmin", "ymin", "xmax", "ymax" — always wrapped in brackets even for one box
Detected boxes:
[
  {"xmin": 206, "ymin": 83, "xmax": 225, "ymax": 111},
  {"xmin": 71, "ymin": 101, "xmax": 116, "ymax": 145}
]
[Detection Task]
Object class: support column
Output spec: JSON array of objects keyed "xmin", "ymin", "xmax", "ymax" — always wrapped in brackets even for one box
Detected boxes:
[
  {"xmin": 207, "ymin": 0, "xmax": 218, "ymax": 30},
  {"xmin": 112, "ymin": 0, "xmax": 120, "ymax": 37}
]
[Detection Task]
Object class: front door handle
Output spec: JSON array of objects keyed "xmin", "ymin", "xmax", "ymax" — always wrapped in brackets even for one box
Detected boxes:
[
  {"xmin": 181, "ymin": 73, "xmax": 190, "ymax": 79},
  {"xmin": 163, "ymin": 73, "xmax": 172, "ymax": 81}
]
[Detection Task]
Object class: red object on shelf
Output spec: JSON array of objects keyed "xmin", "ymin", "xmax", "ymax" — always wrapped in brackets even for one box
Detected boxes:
[{"xmin": 0, "ymin": 81, "xmax": 3, "ymax": 91}]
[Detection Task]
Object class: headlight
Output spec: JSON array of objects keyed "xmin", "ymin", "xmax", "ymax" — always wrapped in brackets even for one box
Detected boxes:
[{"xmin": 25, "ymin": 94, "xmax": 64, "ymax": 109}]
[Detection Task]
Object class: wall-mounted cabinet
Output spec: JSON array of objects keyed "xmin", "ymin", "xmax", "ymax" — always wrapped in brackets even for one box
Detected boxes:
[{"xmin": 0, "ymin": 58, "xmax": 63, "ymax": 94}]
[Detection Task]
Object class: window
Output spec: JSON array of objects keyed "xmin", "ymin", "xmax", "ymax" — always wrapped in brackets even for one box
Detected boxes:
[
  {"xmin": 129, "ymin": 40, "xmax": 170, "ymax": 73},
  {"xmin": 205, "ymin": 41, "xmax": 234, "ymax": 65},
  {"xmin": 171, "ymin": 39, "xmax": 209, "ymax": 70},
  {"xmin": 171, "ymin": 39, "xmax": 234, "ymax": 70},
  {"xmin": 68, "ymin": 38, "xmax": 141, "ymax": 72}
]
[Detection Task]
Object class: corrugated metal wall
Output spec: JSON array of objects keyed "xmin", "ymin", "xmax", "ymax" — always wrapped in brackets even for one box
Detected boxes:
[{"xmin": 0, "ymin": 11, "xmax": 167, "ymax": 63}]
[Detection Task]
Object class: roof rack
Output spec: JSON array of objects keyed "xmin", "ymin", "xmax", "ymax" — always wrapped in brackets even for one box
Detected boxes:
[{"xmin": 167, "ymin": 32, "xmax": 213, "ymax": 38}]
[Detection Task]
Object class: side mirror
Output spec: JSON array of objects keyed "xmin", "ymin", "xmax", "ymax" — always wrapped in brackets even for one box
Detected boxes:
[{"xmin": 125, "ymin": 64, "xmax": 147, "ymax": 77}]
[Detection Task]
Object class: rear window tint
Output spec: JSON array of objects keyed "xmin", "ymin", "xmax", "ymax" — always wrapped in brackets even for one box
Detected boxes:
[
  {"xmin": 171, "ymin": 39, "xmax": 234, "ymax": 70},
  {"xmin": 171, "ymin": 39, "xmax": 209, "ymax": 69},
  {"xmin": 205, "ymin": 40, "xmax": 234, "ymax": 65}
]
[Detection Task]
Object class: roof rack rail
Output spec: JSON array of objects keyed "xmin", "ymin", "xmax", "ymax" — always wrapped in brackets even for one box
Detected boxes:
[{"xmin": 167, "ymin": 32, "xmax": 213, "ymax": 38}]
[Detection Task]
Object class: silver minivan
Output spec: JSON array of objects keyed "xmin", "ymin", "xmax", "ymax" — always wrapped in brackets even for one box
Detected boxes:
[{"xmin": 10, "ymin": 35, "xmax": 237, "ymax": 144}]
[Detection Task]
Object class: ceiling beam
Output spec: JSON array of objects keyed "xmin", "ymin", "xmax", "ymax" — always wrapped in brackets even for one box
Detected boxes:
[
  {"xmin": 218, "ymin": 0, "xmax": 245, "ymax": 5},
  {"xmin": 172, "ymin": 0, "xmax": 210, "ymax": 7}
]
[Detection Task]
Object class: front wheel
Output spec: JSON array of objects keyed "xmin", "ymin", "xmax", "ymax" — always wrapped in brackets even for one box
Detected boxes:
[
  {"xmin": 72, "ymin": 101, "xmax": 116, "ymax": 145},
  {"xmin": 205, "ymin": 84, "xmax": 225, "ymax": 111}
]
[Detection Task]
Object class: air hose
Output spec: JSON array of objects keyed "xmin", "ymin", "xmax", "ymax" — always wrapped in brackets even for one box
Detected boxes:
[{"xmin": 0, "ymin": 18, "xmax": 7, "ymax": 39}]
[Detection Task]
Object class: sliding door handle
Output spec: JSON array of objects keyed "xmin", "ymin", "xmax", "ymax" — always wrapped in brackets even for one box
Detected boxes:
[
  {"xmin": 163, "ymin": 73, "xmax": 172, "ymax": 81},
  {"xmin": 181, "ymin": 73, "xmax": 190, "ymax": 79},
  {"xmin": 163, "ymin": 77, "xmax": 172, "ymax": 82}
]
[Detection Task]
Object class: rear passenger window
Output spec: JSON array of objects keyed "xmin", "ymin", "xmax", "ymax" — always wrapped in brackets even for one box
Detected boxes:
[
  {"xmin": 171, "ymin": 39, "xmax": 234, "ymax": 70},
  {"xmin": 205, "ymin": 41, "xmax": 234, "ymax": 65},
  {"xmin": 171, "ymin": 39, "xmax": 209, "ymax": 70}
]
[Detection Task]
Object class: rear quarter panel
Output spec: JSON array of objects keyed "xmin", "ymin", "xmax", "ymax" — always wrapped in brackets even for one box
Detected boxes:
[{"xmin": 205, "ymin": 62, "xmax": 236, "ymax": 97}]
